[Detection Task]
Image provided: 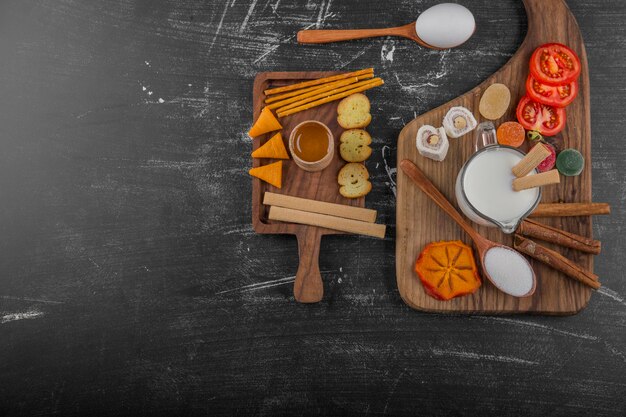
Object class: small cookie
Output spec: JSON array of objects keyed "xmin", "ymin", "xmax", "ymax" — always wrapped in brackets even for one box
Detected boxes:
[
  {"xmin": 338, "ymin": 163, "xmax": 372, "ymax": 199},
  {"xmin": 337, "ymin": 93, "xmax": 372, "ymax": 129},
  {"xmin": 339, "ymin": 129, "xmax": 372, "ymax": 162}
]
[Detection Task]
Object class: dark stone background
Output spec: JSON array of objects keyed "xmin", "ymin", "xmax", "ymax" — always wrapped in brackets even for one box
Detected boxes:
[{"xmin": 0, "ymin": 0, "xmax": 624, "ymax": 415}]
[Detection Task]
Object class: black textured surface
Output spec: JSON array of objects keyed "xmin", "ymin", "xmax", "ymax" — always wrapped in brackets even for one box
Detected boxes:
[{"xmin": 0, "ymin": 1, "xmax": 624, "ymax": 416}]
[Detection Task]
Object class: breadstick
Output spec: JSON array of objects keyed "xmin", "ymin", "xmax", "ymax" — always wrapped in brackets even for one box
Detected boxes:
[
  {"xmin": 265, "ymin": 73, "xmax": 373, "ymax": 104},
  {"xmin": 267, "ymin": 77, "xmax": 360, "ymax": 110},
  {"xmin": 277, "ymin": 78, "xmax": 384, "ymax": 118},
  {"xmin": 264, "ymin": 68, "xmax": 374, "ymax": 95},
  {"xmin": 275, "ymin": 78, "xmax": 383, "ymax": 113},
  {"xmin": 265, "ymin": 84, "xmax": 325, "ymax": 104}
]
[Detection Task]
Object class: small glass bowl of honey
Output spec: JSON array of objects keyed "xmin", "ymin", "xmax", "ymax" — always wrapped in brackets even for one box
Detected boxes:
[{"xmin": 288, "ymin": 120, "xmax": 334, "ymax": 172}]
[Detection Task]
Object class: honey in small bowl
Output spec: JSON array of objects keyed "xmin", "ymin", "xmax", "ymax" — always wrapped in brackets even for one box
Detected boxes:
[{"xmin": 289, "ymin": 120, "xmax": 334, "ymax": 172}]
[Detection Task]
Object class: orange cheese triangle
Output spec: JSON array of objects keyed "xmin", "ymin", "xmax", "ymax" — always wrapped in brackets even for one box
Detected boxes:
[
  {"xmin": 249, "ymin": 160, "xmax": 282, "ymax": 188},
  {"xmin": 248, "ymin": 106, "xmax": 282, "ymax": 138},
  {"xmin": 251, "ymin": 133, "xmax": 290, "ymax": 159}
]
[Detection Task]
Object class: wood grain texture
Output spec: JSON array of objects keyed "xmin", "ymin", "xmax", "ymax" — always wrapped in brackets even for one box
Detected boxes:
[
  {"xmin": 253, "ymin": 72, "xmax": 367, "ymax": 302},
  {"xmin": 0, "ymin": 0, "xmax": 624, "ymax": 416},
  {"xmin": 396, "ymin": 0, "xmax": 594, "ymax": 314}
]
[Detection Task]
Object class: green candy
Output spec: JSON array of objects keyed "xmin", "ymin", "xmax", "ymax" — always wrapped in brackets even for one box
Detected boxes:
[{"xmin": 556, "ymin": 149, "xmax": 584, "ymax": 176}]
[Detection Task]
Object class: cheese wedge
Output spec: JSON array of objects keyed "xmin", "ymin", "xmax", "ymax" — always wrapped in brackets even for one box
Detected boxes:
[
  {"xmin": 248, "ymin": 106, "xmax": 282, "ymax": 138},
  {"xmin": 251, "ymin": 133, "xmax": 289, "ymax": 159},
  {"xmin": 249, "ymin": 161, "xmax": 282, "ymax": 188}
]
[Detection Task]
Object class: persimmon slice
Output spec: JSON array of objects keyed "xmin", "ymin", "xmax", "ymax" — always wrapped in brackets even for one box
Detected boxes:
[{"xmin": 414, "ymin": 240, "xmax": 481, "ymax": 301}]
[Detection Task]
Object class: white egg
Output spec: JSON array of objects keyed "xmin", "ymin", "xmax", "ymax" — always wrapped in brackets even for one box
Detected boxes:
[{"xmin": 415, "ymin": 3, "xmax": 475, "ymax": 49}]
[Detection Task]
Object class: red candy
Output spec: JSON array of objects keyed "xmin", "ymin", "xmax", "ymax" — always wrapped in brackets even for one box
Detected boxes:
[{"xmin": 535, "ymin": 143, "xmax": 556, "ymax": 172}]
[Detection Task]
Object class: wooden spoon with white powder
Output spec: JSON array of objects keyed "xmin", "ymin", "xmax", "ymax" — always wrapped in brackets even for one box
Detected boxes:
[{"xmin": 400, "ymin": 160, "xmax": 536, "ymax": 298}]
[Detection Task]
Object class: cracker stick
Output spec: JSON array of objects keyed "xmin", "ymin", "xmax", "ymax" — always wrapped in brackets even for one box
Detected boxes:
[
  {"xmin": 265, "ymin": 73, "xmax": 374, "ymax": 104},
  {"xmin": 264, "ymin": 68, "xmax": 374, "ymax": 95},
  {"xmin": 267, "ymin": 77, "xmax": 360, "ymax": 110},
  {"xmin": 275, "ymin": 78, "xmax": 383, "ymax": 113},
  {"xmin": 276, "ymin": 78, "xmax": 384, "ymax": 118}
]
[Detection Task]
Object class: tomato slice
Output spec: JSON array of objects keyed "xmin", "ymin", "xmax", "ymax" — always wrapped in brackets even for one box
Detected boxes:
[
  {"xmin": 530, "ymin": 43, "xmax": 581, "ymax": 86},
  {"xmin": 525, "ymin": 74, "xmax": 578, "ymax": 108},
  {"xmin": 516, "ymin": 96, "xmax": 566, "ymax": 136}
]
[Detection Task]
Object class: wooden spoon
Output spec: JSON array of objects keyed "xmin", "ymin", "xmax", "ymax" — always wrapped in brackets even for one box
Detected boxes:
[
  {"xmin": 298, "ymin": 22, "xmax": 435, "ymax": 48},
  {"xmin": 400, "ymin": 160, "xmax": 536, "ymax": 297},
  {"xmin": 297, "ymin": 3, "xmax": 475, "ymax": 49}
]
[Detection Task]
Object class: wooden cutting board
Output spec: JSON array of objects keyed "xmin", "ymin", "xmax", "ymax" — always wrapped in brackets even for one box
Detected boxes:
[
  {"xmin": 252, "ymin": 72, "xmax": 367, "ymax": 303},
  {"xmin": 396, "ymin": 0, "xmax": 593, "ymax": 314}
]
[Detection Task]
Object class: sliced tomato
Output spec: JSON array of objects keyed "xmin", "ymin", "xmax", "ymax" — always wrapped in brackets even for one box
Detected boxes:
[
  {"xmin": 530, "ymin": 43, "xmax": 581, "ymax": 86},
  {"xmin": 516, "ymin": 96, "xmax": 566, "ymax": 136},
  {"xmin": 526, "ymin": 74, "xmax": 578, "ymax": 108}
]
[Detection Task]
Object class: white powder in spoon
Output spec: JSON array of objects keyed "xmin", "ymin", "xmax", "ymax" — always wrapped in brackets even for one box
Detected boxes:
[{"xmin": 483, "ymin": 246, "xmax": 535, "ymax": 297}]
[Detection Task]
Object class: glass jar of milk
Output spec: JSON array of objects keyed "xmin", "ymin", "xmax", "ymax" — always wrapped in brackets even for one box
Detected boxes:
[{"xmin": 455, "ymin": 145, "xmax": 541, "ymax": 234}]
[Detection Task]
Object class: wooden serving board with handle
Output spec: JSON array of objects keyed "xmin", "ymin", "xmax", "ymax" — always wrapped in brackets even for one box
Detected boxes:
[
  {"xmin": 252, "ymin": 72, "xmax": 367, "ymax": 303},
  {"xmin": 396, "ymin": 0, "xmax": 593, "ymax": 314}
]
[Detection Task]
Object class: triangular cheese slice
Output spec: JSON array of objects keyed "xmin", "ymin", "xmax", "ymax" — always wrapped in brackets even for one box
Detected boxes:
[
  {"xmin": 248, "ymin": 106, "xmax": 282, "ymax": 138},
  {"xmin": 251, "ymin": 133, "xmax": 290, "ymax": 159},
  {"xmin": 249, "ymin": 161, "xmax": 282, "ymax": 188}
]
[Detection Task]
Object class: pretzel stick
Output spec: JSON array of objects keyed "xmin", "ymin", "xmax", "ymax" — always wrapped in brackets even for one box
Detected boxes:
[
  {"xmin": 265, "ymin": 84, "xmax": 324, "ymax": 104},
  {"xmin": 267, "ymin": 77, "xmax": 360, "ymax": 110},
  {"xmin": 265, "ymin": 73, "xmax": 373, "ymax": 104},
  {"xmin": 275, "ymin": 78, "xmax": 383, "ymax": 113},
  {"xmin": 264, "ymin": 68, "xmax": 374, "ymax": 95},
  {"xmin": 277, "ymin": 78, "xmax": 384, "ymax": 118}
]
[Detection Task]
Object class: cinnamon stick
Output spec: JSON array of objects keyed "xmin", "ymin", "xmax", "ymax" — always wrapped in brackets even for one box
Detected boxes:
[
  {"xmin": 277, "ymin": 78, "xmax": 384, "ymax": 118},
  {"xmin": 264, "ymin": 68, "xmax": 374, "ymax": 95},
  {"xmin": 275, "ymin": 78, "xmax": 383, "ymax": 113},
  {"xmin": 513, "ymin": 235, "xmax": 600, "ymax": 289},
  {"xmin": 529, "ymin": 203, "xmax": 611, "ymax": 217},
  {"xmin": 517, "ymin": 219, "xmax": 601, "ymax": 254}
]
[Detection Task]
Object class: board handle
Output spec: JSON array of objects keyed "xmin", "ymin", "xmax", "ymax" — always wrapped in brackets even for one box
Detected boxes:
[{"xmin": 294, "ymin": 227, "xmax": 324, "ymax": 303}]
